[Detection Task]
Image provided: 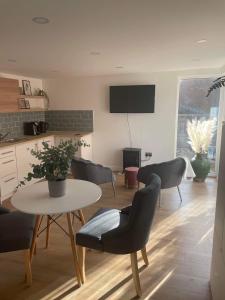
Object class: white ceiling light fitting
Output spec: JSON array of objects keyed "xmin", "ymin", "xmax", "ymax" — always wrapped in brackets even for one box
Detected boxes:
[
  {"xmin": 8, "ymin": 59, "xmax": 17, "ymax": 63},
  {"xmin": 197, "ymin": 39, "xmax": 207, "ymax": 44},
  {"xmin": 32, "ymin": 17, "xmax": 50, "ymax": 24},
  {"xmin": 90, "ymin": 51, "xmax": 101, "ymax": 55}
]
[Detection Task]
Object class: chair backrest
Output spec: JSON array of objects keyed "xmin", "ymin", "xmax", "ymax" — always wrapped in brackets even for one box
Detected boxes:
[
  {"xmin": 102, "ymin": 174, "xmax": 161, "ymax": 253},
  {"xmin": 71, "ymin": 157, "xmax": 91, "ymax": 181},
  {"xmin": 137, "ymin": 157, "xmax": 186, "ymax": 189},
  {"xmin": 71, "ymin": 157, "xmax": 112, "ymax": 185}
]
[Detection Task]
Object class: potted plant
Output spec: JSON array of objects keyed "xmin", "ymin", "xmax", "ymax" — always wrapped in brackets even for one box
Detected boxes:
[
  {"xmin": 20, "ymin": 140, "xmax": 86, "ymax": 197},
  {"xmin": 187, "ymin": 118, "xmax": 216, "ymax": 182}
]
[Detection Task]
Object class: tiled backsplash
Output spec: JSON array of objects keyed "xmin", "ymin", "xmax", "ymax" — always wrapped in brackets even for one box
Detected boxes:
[
  {"xmin": 45, "ymin": 110, "xmax": 93, "ymax": 132},
  {"xmin": 0, "ymin": 110, "xmax": 93, "ymax": 138},
  {"xmin": 0, "ymin": 112, "xmax": 45, "ymax": 138}
]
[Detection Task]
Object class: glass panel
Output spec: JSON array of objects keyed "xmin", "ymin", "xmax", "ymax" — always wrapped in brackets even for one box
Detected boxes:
[{"xmin": 177, "ymin": 78, "xmax": 220, "ymax": 173}]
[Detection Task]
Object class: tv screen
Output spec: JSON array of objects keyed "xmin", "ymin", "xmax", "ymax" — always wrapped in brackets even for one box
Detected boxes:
[{"xmin": 110, "ymin": 85, "xmax": 155, "ymax": 113}]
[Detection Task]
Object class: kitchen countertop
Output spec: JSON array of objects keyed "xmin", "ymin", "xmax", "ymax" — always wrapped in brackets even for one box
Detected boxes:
[{"xmin": 0, "ymin": 131, "xmax": 92, "ymax": 148}]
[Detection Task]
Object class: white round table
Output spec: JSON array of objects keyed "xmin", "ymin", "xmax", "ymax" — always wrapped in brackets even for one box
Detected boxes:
[
  {"xmin": 12, "ymin": 179, "xmax": 102, "ymax": 215},
  {"xmin": 11, "ymin": 179, "xmax": 102, "ymax": 286}
]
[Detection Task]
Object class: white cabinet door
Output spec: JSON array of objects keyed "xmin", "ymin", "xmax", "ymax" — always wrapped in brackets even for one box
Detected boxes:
[
  {"xmin": 0, "ymin": 173, "xmax": 18, "ymax": 201},
  {"xmin": 38, "ymin": 135, "xmax": 55, "ymax": 151},
  {"xmin": 16, "ymin": 141, "xmax": 39, "ymax": 187},
  {"xmin": 55, "ymin": 134, "xmax": 92, "ymax": 160}
]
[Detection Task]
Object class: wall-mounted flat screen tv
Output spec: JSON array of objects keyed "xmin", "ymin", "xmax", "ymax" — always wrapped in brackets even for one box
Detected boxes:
[{"xmin": 110, "ymin": 85, "xmax": 155, "ymax": 113}]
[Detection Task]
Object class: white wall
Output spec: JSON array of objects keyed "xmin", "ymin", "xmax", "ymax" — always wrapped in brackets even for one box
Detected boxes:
[{"xmin": 43, "ymin": 68, "xmax": 219, "ymax": 170}]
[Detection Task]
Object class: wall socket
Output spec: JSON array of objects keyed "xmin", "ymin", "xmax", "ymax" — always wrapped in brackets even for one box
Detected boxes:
[{"xmin": 145, "ymin": 152, "xmax": 152, "ymax": 157}]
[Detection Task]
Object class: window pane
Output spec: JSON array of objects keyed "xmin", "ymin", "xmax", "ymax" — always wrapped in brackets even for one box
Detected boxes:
[{"xmin": 177, "ymin": 78, "xmax": 220, "ymax": 173}]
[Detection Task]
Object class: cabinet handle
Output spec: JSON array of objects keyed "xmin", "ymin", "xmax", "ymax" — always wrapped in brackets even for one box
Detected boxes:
[
  {"xmin": 2, "ymin": 159, "xmax": 14, "ymax": 165},
  {"xmin": 4, "ymin": 177, "xmax": 15, "ymax": 183},
  {"xmin": 1, "ymin": 150, "xmax": 13, "ymax": 155}
]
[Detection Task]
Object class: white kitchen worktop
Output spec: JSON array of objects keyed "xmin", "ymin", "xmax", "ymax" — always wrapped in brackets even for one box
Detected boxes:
[{"xmin": 0, "ymin": 131, "xmax": 92, "ymax": 148}]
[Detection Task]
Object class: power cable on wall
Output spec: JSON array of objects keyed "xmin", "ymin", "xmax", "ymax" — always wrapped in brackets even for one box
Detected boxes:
[{"xmin": 126, "ymin": 113, "xmax": 132, "ymax": 148}]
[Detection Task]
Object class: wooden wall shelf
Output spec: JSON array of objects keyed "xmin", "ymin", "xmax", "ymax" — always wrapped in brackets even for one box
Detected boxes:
[{"xmin": 19, "ymin": 95, "xmax": 46, "ymax": 99}]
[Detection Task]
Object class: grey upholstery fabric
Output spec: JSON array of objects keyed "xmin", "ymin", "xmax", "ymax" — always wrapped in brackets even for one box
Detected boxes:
[
  {"xmin": 71, "ymin": 157, "xmax": 115, "ymax": 185},
  {"xmin": 137, "ymin": 157, "xmax": 186, "ymax": 189},
  {"xmin": 76, "ymin": 174, "xmax": 161, "ymax": 254},
  {"xmin": 0, "ymin": 211, "xmax": 35, "ymax": 253}
]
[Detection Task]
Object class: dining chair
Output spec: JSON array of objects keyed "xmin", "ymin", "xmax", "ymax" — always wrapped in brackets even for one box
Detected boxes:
[
  {"xmin": 71, "ymin": 157, "xmax": 116, "ymax": 197},
  {"xmin": 0, "ymin": 207, "xmax": 35, "ymax": 286},
  {"xmin": 137, "ymin": 157, "xmax": 186, "ymax": 206},
  {"xmin": 75, "ymin": 174, "xmax": 161, "ymax": 297}
]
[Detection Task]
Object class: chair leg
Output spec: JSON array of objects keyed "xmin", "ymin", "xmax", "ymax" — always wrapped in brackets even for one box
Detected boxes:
[
  {"xmin": 78, "ymin": 245, "xmax": 86, "ymax": 283},
  {"xmin": 24, "ymin": 249, "xmax": 32, "ymax": 286},
  {"xmin": 158, "ymin": 190, "xmax": 161, "ymax": 208},
  {"xmin": 177, "ymin": 186, "xmax": 183, "ymax": 203},
  {"xmin": 112, "ymin": 181, "xmax": 116, "ymax": 198},
  {"xmin": 46, "ymin": 215, "xmax": 51, "ymax": 248},
  {"xmin": 141, "ymin": 247, "xmax": 149, "ymax": 266},
  {"xmin": 78, "ymin": 209, "xmax": 85, "ymax": 226},
  {"xmin": 130, "ymin": 252, "xmax": 142, "ymax": 297}
]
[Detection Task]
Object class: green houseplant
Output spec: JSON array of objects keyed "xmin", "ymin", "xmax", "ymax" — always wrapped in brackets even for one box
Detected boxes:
[
  {"xmin": 20, "ymin": 140, "xmax": 86, "ymax": 197},
  {"xmin": 187, "ymin": 118, "xmax": 216, "ymax": 182}
]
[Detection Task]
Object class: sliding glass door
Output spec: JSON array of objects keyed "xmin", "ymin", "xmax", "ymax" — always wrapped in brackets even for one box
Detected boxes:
[{"xmin": 176, "ymin": 77, "xmax": 220, "ymax": 174}]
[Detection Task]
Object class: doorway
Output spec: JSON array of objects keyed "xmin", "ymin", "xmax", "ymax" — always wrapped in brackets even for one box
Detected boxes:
[{"xmin": 176, "ymin": 77, "xmax": 220, "ymax": 174}]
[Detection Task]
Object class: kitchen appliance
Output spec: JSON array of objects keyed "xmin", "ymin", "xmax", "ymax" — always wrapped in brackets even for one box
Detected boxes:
[
  {"xmin": 38, "ymin": 121, "xmax": 49, "ymax": 133},
  {"xmin": 24, "ymin": 122, "xmax": 40, "ymax": 136}
]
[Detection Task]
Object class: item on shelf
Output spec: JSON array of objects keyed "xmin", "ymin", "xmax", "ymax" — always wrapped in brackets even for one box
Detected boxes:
[
  {"xmin": 22, "ymin": 80, "xmax": 32, "ymax": 96},
  {"xmin": 18, "ymin": 98, "xmax": 26, "ymax": 109},
  {"xmin": 37, "ymin": 89, "xmax": 45, "ymax": 96},
  {"xmin": 25, "ymin": 99, "xmax": 30, "ymax": 109}
]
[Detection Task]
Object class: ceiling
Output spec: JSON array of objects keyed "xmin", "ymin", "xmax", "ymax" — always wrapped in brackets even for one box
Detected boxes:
[{"xmin": 0, "ymin": 0, "xmax": 225, "ymax": 78}]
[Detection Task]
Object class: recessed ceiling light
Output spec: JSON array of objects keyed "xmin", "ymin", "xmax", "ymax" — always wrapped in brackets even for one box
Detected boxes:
[
  {"xmin": 115, "ymin": 66, "xmax": 123, "ymax": 69},
  {"xmin": 197, "ymin": 39, "xmax": 207, "ymax": 44},
  {"xmin": 90, "ymin": 51, "xmax": 101, "ymax": 55},
  {"xmin": 32, "ymin": 17, "xmax": 50, "ymax": 24},
  {"xmin": 8, "ymin": 59, "xmax": 17, "ymax": 63}
]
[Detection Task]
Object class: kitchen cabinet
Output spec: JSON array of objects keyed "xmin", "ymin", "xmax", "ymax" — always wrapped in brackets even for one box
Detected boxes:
[
  {"xmin": 0, "ymin": 77, "xmax": 20, "ymax": 112},
  {"xmin": 16, "ymin": 136, "xmax": 55, "ymax": 188},
  {"xmin": 37, "ymin": 135, "xmax": 55, "ymax": 150},
  {"xmin": 55, "ymin": 133, "xmax": 92, "ymax": 160},
  {"xmin": 16, "ymin": 140, "xmax": 39, "ymax": 187},
  {"xmin": 0, "ymin": 146, "xmax": 18, "ymax": 202}
]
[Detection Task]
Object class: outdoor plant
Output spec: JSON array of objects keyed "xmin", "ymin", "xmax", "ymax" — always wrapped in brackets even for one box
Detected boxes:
[
  {"xmin": 207, "ymin": 76, "xmax": 225, "ymax": 96},
  {"xmin": 19, "ymin": 139, "xmax": 87, "ymax": 186}
]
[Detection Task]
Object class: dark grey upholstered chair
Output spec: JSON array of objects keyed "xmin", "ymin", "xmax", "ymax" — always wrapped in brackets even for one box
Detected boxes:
[
  {"xmin": 137, "ymin": 157, "xmax": 186, "ymax": 205},
  {"xmin": 76, "ymin": 174, "xmax": 161, "ymax": 297},
  {"xmin": 71, "ymin": 157, "xmax": 116, "ymax": 197},
  {"xmin": 0, "ymin": 207, "xmax": 35, "ymax": 286}
]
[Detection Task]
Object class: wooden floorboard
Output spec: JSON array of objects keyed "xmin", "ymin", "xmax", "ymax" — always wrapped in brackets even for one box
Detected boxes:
[{"xmin": 0, "ymin": 175, "xmax": 216, "ymax": 300}]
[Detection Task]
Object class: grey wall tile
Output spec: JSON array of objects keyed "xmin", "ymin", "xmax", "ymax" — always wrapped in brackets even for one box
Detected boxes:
[
  {"xmin": 0, "ymin": 110, "xmax": 93, "ymax": 138},
  {"xmin": 45, "ymin": 110, "xmax": 93, "ymax": 132}
]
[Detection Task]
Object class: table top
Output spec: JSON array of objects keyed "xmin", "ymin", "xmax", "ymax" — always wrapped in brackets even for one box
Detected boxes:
[{"xmin": 11, "ymin": 179, "xmax": 102, "ymax": 215}]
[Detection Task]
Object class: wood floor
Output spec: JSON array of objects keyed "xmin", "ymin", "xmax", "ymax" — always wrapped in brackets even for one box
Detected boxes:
[{"xmin": 0, "ymin": 175, "xmax": 216, "ymax": 300}]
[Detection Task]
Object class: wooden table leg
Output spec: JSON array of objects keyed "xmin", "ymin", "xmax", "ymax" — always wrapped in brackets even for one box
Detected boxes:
[
  {"xmin": 31, "ymin": 215, "xmax": 41, "ymax": 261},
  {"xmin": 46, "ymin": 215, "xmax": 51, "ymax": 248},
  {"xmin": 66, "ymin": 212, "xmax": 83, "ymax": 286},
  {"xmin": 78, "ymin": 209, "xmax": 85, "ymax": 225}
]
